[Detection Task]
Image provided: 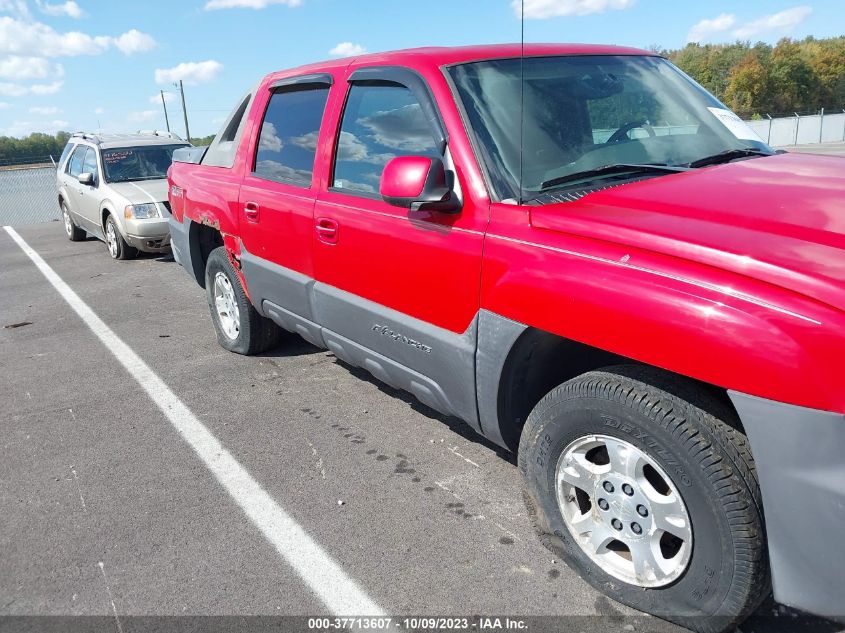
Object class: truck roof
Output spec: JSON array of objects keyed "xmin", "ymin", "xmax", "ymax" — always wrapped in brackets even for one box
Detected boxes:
[{"xmin": 268, "ymin": 43, "xmax": 655, "ymax": 79}]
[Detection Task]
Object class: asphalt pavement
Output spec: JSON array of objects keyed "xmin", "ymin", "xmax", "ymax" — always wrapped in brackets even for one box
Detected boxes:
[{"xmin": 1, "ymin": 222, "xmax": 840, "ymax": 633}]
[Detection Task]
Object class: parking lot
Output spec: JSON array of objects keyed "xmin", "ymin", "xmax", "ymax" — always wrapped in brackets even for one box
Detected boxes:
[{"xmin": 1, "ymin": 222, "xmax": 842, "ymax": 633}]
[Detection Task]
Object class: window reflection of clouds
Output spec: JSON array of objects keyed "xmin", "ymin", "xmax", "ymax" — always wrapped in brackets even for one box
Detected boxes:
[
  {"xmin": 289, "ymin": 131, "xmax": 318, "ymax": 151},
  {"xmin": 258, "ymin": 122, "xmax": 283, "ymax": 152},
  {"xmin": 356, "ymin": 103, "xmax": 434, "ymax": 153},
  {"xmin": 253, "ymin": 86, "xmax": 329, "ymax": 185},
  {"xmin": 255, "ymin": 160, "xmax": 312, "ymax": 183},
  {"xmin": 337, "ymin": 131, "xmax": 394, "ymax": 165},
  {"xmin": 333, "ymin": 84, "xmax": 439, "ymax": 195}
]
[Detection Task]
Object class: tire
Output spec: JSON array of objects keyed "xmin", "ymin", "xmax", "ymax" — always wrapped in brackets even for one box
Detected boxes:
[
  {"xmin": 61, "ymin": 201, "xmax": 85, "ymax": 242},
  {"xmin": 104, "ymin": 214, "xmax": 137, "ymax": 260},
  {"xmin": 518, "ymin": 366, "xmax": 768, "ymax": 633},
  {"xmin": 204, "ymin": 246, "xmax": 280, "ymax": 355}
]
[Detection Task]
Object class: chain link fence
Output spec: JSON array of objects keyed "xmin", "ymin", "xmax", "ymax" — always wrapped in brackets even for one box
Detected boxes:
[{"xmin": 0, "ymin": 165, "xmax": 60, "ymax": 227}]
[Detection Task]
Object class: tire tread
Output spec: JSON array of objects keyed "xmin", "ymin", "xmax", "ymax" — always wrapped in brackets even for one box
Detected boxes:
[{"xmin": 518, "ymin": 365, "xmax": 769, "ymax": 632}]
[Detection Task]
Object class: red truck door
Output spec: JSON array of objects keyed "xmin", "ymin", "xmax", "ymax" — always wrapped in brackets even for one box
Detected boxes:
[
  {"xmin": 311, "ymin": 67, "xmax": 486, "ymax": 425},
  {"xmin": 237, "ymin": 74, "xmax": 333, "ymax": 339}
]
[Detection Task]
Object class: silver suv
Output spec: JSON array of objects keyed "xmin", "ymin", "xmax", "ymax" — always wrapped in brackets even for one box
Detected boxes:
[{"xmin": 57, "ymin": 132, "xmax": 189, "ymax": 259}]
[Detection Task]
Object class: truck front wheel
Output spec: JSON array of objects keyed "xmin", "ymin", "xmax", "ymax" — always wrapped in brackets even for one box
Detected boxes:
[
  {"xmin": 205, "ymin": 246, "xmax": 280, "ymax": 355},
  {"xmin": 519, "ymin": 366, "xmax": 768, "ymax": 633}
]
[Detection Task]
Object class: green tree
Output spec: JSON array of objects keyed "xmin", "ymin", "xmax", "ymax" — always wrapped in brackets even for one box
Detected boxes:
[
  {"xmin": 724, "ymin": 52, "xmax": 770, "ymax": 116},
  {"xmin": 768, "ymin": 38, "xmax": 819, "ymax": 112}
]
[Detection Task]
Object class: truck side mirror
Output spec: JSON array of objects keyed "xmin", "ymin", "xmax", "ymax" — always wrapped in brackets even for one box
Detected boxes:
[{"xmin": 380, "ymin": 156, "xmax": 461, "ymax": 214}]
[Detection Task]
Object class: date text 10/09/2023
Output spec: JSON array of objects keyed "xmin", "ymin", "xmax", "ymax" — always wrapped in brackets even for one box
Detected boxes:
[{"xmin": 307, "ymin": 617, "xmax": 528, "ymax": 630}]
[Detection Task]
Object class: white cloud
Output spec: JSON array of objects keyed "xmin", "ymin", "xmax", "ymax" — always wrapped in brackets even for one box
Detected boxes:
[
  {"xmin": 0, "ymin": 101, "xmax": 11, "ymax": 109},
  {"xmin": 329, "ymin": 41, "xmax": 366, "ymax": 57},
  {"xmin": 0, "ymin": 81, "xmax": 26, "ymax": 96},
  {"xmin": 0, "ymin": 79, "xmax": 62, "ymax": 96},
  {"xmin": 29, "ymin": 105, "xmax": 60, "ymax": 114},
  {"xmin": 35, "ymin": 1, "xmax": 83, "ymax": 18},
  {"xmin": 204, "ymin": 0, "xmax": 300, "ymax": 9},
  {"xmin": 687, "ymin": 6, "xmax": 813, "ymax": 43},
  {"xmin": 149, "ymin": 91, "xmax": 176, "ymax": 104},
  {"xmin": 0, "ymin": 55, "xmax": 64, "ymax": 80},
  {"xmin": 0, "ymin": 1, "xmax": 30, "ymax": 19},
  {"xmin": 94, "ymin": 107, "xmax": 104, "ymax": 114},
  {"xmin": 0, "ymin": 17, "xmax": 156, "ymax": 57},
  {"xmin": 155, "ymin": 60, "xmax": 223, "ymax": 85},
  {"xmin": 1, "ymin": 118, "xmax": 69, "ymax": 137},
  {"xmin": 127, "ymin": 110, "xmax": 158, "ymax": 123},
  {"xmin": 30, "ymin": 80, "xmax": 62, "ymax": 94},
  {"xmin": 733, "ymin": 6, "xmax": 812, "ymax": 39},
  {"xmin": 687, "ymin": 13, "xmax": 736, "ymax": 43},
  {"xmin": 515, "ymin": 0, "xmax": 634, "ymax": 19},
  {"xmin": 112, "ymin": 29, "xmax": 156, "ymax": 54}
]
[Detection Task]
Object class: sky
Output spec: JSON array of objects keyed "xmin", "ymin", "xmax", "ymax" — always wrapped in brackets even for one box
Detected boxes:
[{"xmin": 0, "ymin": 0, "xmax": 843, "ymax": 139}]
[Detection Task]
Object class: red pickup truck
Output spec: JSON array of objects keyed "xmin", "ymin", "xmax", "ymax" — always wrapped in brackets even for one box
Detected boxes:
[{"xmin": 168, "ymin": 44, "xmax": 845, "ymax": 631}]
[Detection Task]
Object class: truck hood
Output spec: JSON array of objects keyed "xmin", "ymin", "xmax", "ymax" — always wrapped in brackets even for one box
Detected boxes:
[
  {"xmin": 107, "ymin": 179, "xmax": 169, "ymax": 205},
  {"xmin": 531, "ymin": 152, "xmax": 845, "ymax": 312}
]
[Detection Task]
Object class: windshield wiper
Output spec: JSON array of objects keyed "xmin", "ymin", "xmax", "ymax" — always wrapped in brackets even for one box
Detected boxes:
[
  {"xmin": 539, "ymin": 163, "xmax": 688, "ymax": 192},
  {"xmin": 686, "ymin": 148, "xmax": 774, "ymax": 168}
]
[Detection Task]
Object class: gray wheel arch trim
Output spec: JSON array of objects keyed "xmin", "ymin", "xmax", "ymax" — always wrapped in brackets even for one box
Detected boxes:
[
  {"xmin": 728, "ymin": 390, "xmax": 845, "ymax": 619},
  {"xmin": 475, "ymin": 310, "xmax": 528, "ymax": 448},
  {"xmin": 168, "ymin": 215, "xmax": 202, "ymax": 286}
]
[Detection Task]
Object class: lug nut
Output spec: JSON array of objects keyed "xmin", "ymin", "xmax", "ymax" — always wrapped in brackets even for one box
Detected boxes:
[
  {"xmin": 636, "ymin": 504, "xmax": 648, "ymax": 517},
  {"xmin": 631, "ymin": 522, "xmax": 643, "ymax": 535},
  {"xmin": 622, "ymin": 483, "xmax": 634, "ymax": 496},
  {"xmin": 597, "ymin": 498, "xmax": 609, "ymax": 511},
  {"xmin": 611, "ymin": 518, "xmax": 623, "ymax": 531},
  {"xmin": 603, "ymin": 481, "xmax": 615, "ymax": 493}
]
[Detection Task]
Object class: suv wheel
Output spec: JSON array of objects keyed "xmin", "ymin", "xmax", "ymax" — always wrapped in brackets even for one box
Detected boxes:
[
  {"xmin": 104, "ymin": 214, "xmax": 137, "ymax": 260},
  {"xmin": 205, "ymin": 246, "xmax": 280, "ymax": 355},
  {"xmin": 519, "ymin": 366, "xmax": 768, "ymax": 633},
  {"xmin": 62, "ymin": 202, "xmax": 85, "ymax": 242}
]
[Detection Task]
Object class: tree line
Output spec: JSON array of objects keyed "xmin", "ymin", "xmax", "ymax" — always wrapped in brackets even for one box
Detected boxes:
[
  {"xmin": 663, "ymin": 36, "xmax": 845, "ymax": 118},
  {"xmin": 0, "ymin": 131, "xmax": 216, "ymax": 165},
  {"xmin": 0, "ymin": 131, "xmax": 72, "ymax": 165}
]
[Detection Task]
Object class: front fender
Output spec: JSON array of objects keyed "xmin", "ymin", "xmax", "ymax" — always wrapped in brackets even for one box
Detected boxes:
[
  {"xmin": 99, "ymin": 197, "xmax": 128, "ymax": 233},
  {"xmin": 481, "ymin": 224, "xmax": 845, "ymax": 414}
]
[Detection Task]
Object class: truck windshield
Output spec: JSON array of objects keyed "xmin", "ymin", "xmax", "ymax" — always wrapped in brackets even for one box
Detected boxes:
[
  {"xmin": 448, "ymin": 55, "xmax": 773, "ymax": 202},
  {"xmin": 101, "ymin": 145, "xmax": 189, "ymax": 183}
]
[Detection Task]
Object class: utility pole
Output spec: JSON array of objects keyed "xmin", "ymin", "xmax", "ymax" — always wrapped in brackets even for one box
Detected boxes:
[
  {"xmin": 176, "ymin": 80, "xmax": 191, "ymax": 142},
  {"xmin": 160, "ymin": 90, "xmax": 171, "ymax": 133}
]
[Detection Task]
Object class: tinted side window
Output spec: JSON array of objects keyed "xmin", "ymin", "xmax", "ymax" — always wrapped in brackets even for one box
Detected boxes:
[
  {"xmin": 332, "ymin": 83, "xmax": 440, "ymax": 195},
  {"xmin": 58, "ymin": 142, "xmax": 75, "ymax": 170},
  {"xmin": 253, "ymin": 86, "xmax": 330, "ymax": 186},
  {"xmin": 66, "ymin": 145, "xmax": 86, "ymax": 177},
  {"xmin": 81, "ymin": 147, "xmax": 99, "ymax": 181}
]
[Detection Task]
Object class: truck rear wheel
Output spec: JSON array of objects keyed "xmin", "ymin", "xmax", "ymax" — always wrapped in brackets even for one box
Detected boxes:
[
  {"xmin": 205, "ymin": 246, "xmax": 280, "ymax": 355},
  {"xmin": 518, "ymin": 366, "xmax": 768, "ymax": 633}
]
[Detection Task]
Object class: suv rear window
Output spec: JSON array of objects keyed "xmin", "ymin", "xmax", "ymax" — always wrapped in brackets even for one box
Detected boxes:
[{"xmin": 253, "ymin": 85, "xmax": 330, "ymax": 186}]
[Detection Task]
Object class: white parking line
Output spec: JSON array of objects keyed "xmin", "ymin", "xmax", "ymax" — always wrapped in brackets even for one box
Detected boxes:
[{"xmin": 3, "ymin": 226, "xmax": 385, "ymax": 616}]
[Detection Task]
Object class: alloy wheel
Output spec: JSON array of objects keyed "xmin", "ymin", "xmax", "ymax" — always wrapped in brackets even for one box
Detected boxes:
[
  {"xmin": 213, "ymin": 272, "xmax": 240, "ymax": 340},
  {"xmin": 555, "ymin": 434, "xmax": 693, "ymax": 587},
  {"xmin": 106, "ymin": 221, "xmax": 119, "ymax": 258}
]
